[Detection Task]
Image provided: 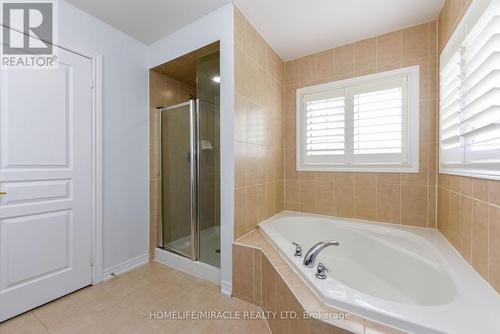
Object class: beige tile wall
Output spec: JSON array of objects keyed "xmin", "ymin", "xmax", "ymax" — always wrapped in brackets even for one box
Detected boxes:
[
  {"xmin": 437, "ymin": 0, "xmax": 473, "ymax": 53},
  {"xmin": 437, "ymin": 175, "xmax": 500, "ymax": 293},
  {"xmin": 149, "ymin": 70, "xmax": 195, "ymax": 259},
  {"xmin": 283, "ymin": 22, "xmax": 439, "ymax": 228},
  {"xmin": 233, "ymin": 2, "xmax": 499, "ymax": 296},
  {"xmin": 436, "ymin": 0, "xmax": 500, "ymax": 294},
  {"xmin": 234, "ymin": 7, "xmax": 285, "ymax": 238},
  {"xmin": 231, "ymin": 3, "xmax": 500, "ymax": 331}
]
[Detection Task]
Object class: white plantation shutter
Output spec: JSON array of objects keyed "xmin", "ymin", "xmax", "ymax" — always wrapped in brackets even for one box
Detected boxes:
[
  {"xmin": 297, "ymin": 67, "xmax": 419, "ymax": 172},
  {"xmin": 462, "ymin": 3, "xmax": 500, "ymax": 163},
  {"xmin": 352, "ymin": 78, "xmax": 407, "ymax": 163},
  {"xmin": 440, "ymin": 51, "xmax": 462, "ymax": 163},
  {"xmin": 304, "ymin": 90, "xmax": 345, "ymax": 159},
  {"xmin": 305, "ymin": 95, "xmax": 345, "ymax": 156},
  {"xmin": 439, "ymin": 0, "xmax": 500, "ymax": 179}
]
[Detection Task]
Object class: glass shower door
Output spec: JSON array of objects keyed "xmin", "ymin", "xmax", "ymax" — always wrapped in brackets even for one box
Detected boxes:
[{"xmin": 160, "ymin": 100, "xmax": 198, "ymax": 260}]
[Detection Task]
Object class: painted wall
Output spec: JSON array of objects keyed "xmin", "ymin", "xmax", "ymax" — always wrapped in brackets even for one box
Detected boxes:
[
  {"xmin": 58, "ymin": 1, "xmax": 149, "ymax": 274},
  {"xmin": 233, "ymin": 7, "xmax": 285, "ymax": 239},
  {"xmin": 283, "ymin": 22, "xmax": 439, "ymax": 228},
  {"xmin": 147, "ymin": 3, "xmax": 234, "ymax": 294},
  {"xmin": 436, "ymin": 0, "xmax": 500, "ymax": 293}
]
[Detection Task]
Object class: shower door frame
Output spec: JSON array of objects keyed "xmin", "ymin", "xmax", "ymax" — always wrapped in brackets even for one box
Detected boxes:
[{"xmin": 158, "ymin": 99, "xmax": 200, "ymax": 261}]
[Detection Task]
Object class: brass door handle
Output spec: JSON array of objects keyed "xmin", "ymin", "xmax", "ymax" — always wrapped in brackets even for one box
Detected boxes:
[{"xmin": 0, "ymin": 192, "xmax": 6, "ymax": 195}]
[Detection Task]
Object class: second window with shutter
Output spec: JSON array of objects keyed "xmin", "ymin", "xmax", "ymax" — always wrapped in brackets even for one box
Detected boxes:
[{"xmin": 296, "ymin": 66, "xmax": 420, "ymax": 172}]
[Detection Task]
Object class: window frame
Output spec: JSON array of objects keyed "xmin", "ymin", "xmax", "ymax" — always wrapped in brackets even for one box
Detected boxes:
[
  {"xmin": 296, "ymin": 66, "xmax": 420, "ymax": 173},
  {"xmin": 439, "ymin": 0, "xmax": 500, "ymax": 181}
]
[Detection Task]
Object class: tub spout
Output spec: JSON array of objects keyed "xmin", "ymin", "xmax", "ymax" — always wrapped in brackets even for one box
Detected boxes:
[{"xmin": 303, "ymin": 241, "xmax": 339, "ymax": 268}]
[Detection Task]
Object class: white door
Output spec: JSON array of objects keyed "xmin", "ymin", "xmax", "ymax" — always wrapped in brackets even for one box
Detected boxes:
[{"xmin": 0, "ymin": 44, "xmax": 93, "ymax": 321}]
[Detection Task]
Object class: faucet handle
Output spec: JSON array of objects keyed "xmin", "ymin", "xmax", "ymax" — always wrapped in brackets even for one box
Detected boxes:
[
  {"xmin": 292, "ymin": 242, "xmax": 303, "ymax": 257},
  {"xmin": 315, "ymin": 263, "xmax": 328, "ymax": 279}
]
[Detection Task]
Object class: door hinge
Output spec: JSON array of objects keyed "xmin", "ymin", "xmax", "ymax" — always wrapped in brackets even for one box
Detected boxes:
[
  {"xmin": 90, "ymin": 78, "xmax": 94, "ymax": 89},
  {"xmin": 90, "ymin": 256, "xmax": 94, "ymax": 267}
]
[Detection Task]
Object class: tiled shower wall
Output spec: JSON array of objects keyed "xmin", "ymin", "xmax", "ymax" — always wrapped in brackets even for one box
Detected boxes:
[
  {"xmin": 149, "ymin": 70, "xmax": 195, "ymax": 259},
  {"xmin": 282, "ymin": 22, "xmax": 439, "ymax": 228},
  {"xmin": 233, "ymin": 7, "xmax": 285, "ymax": 238},
  {"xmin": 437, "ymin": 0, "xmax": 500, "ymax": 293}
]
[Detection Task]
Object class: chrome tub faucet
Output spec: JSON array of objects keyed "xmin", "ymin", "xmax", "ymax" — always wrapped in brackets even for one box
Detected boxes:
[{"xmin": 303, "ymin": 241, "xmax": 339, "ymax": 267}]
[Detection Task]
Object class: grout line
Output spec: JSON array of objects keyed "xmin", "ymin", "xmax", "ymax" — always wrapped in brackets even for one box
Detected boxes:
[
  {"xmin": 32, "ymin": 311, "xmax": 50, "ymax": 331},
  {"xmin": 437, "ymin": 186, "xmax": 500, "ymax": 209},
  {"xmin": 488, "ymin": 202, "xmax": 493, "ymax": 280},
  {"xmin": 251, "ymin": 247, "xmax": 255, "ymax": 301},
  {"xmin": 470, "ymin": 199, "xmax": 476, "ymax": 266},
  {"xmin": 375, "ymin": 174, "xmax": 378, "ymax": 221},
  {"xmin": 487, "ymin": 201, "xmax": 491, "ymax": 280},
  {"xmin": 427, "ymin": 29, "xmax": 431, "ymax": 228},
  {"xmin": 469, "ymin": 195, "xmax": 474, "ymax": 262},
  {"xmin": 425, "ymin": 186, "xmax": 429, "ymax": 228},
  {"xmin": 399, "ymin": 182, "xmax": 403, "ymax": 225},
  {"xmin": 400, "ymin": 29, "xmax": 403, "ymax": 67}
]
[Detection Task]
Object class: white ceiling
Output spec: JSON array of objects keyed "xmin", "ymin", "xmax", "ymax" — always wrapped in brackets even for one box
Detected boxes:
[
  {"xmin": 65, "ymin": 0, "xmax": 232, "ymax": 45},
  {"xmin": 65, "ymin": 0, "xmax": 445, "ymax": 59},
  {"xmin": 234, "ymin": 0, "xmax": 445, "ymax": 60}
]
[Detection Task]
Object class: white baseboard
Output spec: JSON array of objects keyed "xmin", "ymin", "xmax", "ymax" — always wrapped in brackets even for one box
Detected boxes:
[
  {"xmin": 220, "ymin": 280, "xmax": 232, "ymax": 297},
  {"xmin": 154, "ymin": 247, "xmax": 220, "ymax": 284},
  {"xmin": 102, "ymin": 253, "xmax": 149, "ymax": 281}
]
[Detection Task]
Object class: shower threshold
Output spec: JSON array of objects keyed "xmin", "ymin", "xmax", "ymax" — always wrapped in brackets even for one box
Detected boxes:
[
  {"xmin": 154, "ymin": 246, "xmax": 220, "ymax": 285},
  {"xmin": 165, "ymin": 226, "xmax": 220, "ymax": 268}
]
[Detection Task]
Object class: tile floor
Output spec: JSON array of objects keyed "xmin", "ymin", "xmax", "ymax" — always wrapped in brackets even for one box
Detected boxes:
[{"xmin": 0, "ymin": 262, "xmax": 270, "ymax": 334}]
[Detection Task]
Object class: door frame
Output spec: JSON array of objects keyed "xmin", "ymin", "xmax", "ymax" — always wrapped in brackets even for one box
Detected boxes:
[
  {"xmin": 54, "ymin": 41, "xmax": 104, "ymax": 284},
  {"xmin": 1, "ymin": 24, "xmax": 105, "ymax": 285}
]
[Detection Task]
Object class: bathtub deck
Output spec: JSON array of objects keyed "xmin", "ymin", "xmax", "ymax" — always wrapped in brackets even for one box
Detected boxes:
[{"xmin": 233, "ymin": 228, "xmax": 408, "ymax": 334}]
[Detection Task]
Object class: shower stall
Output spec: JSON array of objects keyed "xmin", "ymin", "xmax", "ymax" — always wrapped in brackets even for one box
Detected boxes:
[{"xmin": 154, "ymin": 47, "xmax": 220, "ymax": 269}]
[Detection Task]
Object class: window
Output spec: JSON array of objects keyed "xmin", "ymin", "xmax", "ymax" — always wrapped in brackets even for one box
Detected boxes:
[
  {"xmin": 439, "ymin": 0, "xmax": 500, "ymax": 180},
  {"xmin": 296, "ymin": 66, "xmax": 420, "ymax": 172}
]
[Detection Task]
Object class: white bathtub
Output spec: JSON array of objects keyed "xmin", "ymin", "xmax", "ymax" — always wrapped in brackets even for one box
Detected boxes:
[{"xmin": 259, "ymin": 211, "xmax": 500, "ymax": 334}]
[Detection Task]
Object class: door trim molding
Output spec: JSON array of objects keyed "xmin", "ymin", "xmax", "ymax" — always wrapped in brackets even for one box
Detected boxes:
[
  {"xmin": 90, "ymin": 54, "xmax": 103, "ymax": 284},
  {"xmin": 48, "ymin": 37, "xmax": 104, "ymax": 284}
]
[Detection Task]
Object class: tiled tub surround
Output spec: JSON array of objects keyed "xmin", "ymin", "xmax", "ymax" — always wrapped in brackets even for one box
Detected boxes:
[
  {"xmin": 233, "ymin": 228, "xmax": 409, "ymax": 334},
  {"xmin": 437, "ymin": 175, "xmax": 500, "ymax": 294},
  {"xmin": 234, "ymin": 7, "xmax": 285, "ymax": 239},
  {"xmin": 435, "ymin": 0, "xmax": 500, "ymax": 296},
  {"xmin": 231, "ymin": 2, "xmax": 500, "ymax": 332},
  {"xmin": 234, "ymin": 212, "xmax": 500, "ymax": 334},
  {"xmin": 283, "ymin": 21, "xmax": 439, "ymax": 228}
]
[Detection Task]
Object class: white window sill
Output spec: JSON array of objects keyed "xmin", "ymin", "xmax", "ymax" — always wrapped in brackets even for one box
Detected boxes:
[
  {"xmin": 439, "ymin": 166, "xmax": 500, "ymax": 181},
  {"xmin": 297, "ymin": 164, "xmax": 419, "ymax": 173}
]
